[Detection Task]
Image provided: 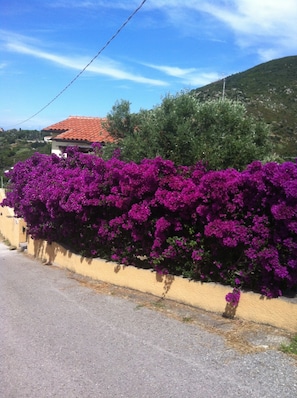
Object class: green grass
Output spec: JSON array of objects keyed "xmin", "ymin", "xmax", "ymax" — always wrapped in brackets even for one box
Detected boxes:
[
  {"xmin": 2, "ymin": 238, "xmax": 11, "ymax": 246},
  {"xmin": 280, "ymin": 335, "xmax": 297, "ymax": 355},
  {"xmin": 134, "ymin": 304, "xmax": 145, "ymax": 310},
  {"xmin": 182, "ymin": 316, "xmax": 193, "ymax": 323},
  {"xmin": 153, "ymin": 300, "xmax": 165, "ymax": 309}
]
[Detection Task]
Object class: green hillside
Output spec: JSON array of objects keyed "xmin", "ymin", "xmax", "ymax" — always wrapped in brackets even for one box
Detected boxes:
[{"xmin": 192, "ymin": 56, "xmax": 297, "ymax": 159}]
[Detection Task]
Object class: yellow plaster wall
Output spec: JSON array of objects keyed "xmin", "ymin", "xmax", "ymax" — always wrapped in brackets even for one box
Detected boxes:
[
  {"xmin": 28, "ymin": 237, "xmax": 297, "ymax": 333},
  {"xmin": 0, "ymin": 189, "xmax": 27, "ymax": 247}
]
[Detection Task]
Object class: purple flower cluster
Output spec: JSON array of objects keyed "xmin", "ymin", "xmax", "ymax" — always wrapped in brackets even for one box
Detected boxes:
[
  {"xmin": 2, "ymin": 148, "xmax": 297, "ymax": 298},
  {"xmin": 225, "ymin": 288, "xmax": 241, "ymax": 307}
]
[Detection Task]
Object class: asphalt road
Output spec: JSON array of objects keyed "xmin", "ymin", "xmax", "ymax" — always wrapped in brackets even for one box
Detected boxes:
[{"xmin": 0, "ymin": 242, "xmax": 296, "ymax": 398}]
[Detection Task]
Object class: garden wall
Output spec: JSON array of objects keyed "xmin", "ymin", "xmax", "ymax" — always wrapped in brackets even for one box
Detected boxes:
[{"xmin": 0, "ymin": 189, "xmax": 27, "ymax": 248}]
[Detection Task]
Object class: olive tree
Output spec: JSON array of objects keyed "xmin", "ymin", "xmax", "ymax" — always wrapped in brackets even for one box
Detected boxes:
[{"xmin": 106, "ymin": 93, "xmax": 272, "ymax": 170}]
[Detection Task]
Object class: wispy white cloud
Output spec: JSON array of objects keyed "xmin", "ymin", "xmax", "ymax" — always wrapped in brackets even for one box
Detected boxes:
[
  {"xmin": 203, "ymin": 0, "xmax": 297, "ymax": 61},
  {"xmin": 144, "ymin": 64, "xmax": 197, "ymax": 78},
  {"xmin": 88, "ymin": 0, "xmax": 297, "ymax": 62},
  {"xmin": 147, "ymin": 0, "xmax": 297, "ymax": 61},
  {"xmin": 49, "ymin": 0, "xmax": 139, "ymax": 10},
  {"xmin": 41, "ymin": 1, "xmax": 297, "ymax": 62},
  {"xmin": 0, "ymin": 29, "xmax": 39, "ymax": 47},
  {"xmin": 200, "ymin": 0, "xmax": 297, "ymax": 36},
  {"xmin": 1, "ymin": 31, "xmax": 167, "ymax": 86},
  {"xmin": 143, "ymin": 62, "xmax": 220, "ymax": 87}
]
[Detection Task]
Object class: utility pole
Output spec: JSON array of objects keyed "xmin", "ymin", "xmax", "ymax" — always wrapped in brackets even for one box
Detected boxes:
[{"xmin": 222, "ymin": 77, "xmax": 226, "ymax": 100}]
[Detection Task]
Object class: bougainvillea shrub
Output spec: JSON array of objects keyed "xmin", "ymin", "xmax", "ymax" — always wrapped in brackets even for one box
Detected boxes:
[{"xmin": 2, "ymin": 148, "xmax": 297, "ymax": 298}]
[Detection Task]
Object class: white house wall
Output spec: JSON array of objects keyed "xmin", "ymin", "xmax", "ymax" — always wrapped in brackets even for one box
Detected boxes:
[{"xmin": 51, "ymin": 140, "xmax": 91, "ymax": 156}]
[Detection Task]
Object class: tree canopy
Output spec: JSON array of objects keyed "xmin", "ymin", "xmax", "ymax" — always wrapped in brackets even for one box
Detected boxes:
[
  {"xmin": 0, "ymin": 129, "xmax": 51, "ymax": 181},
  {"xmin": 106, "ymin": 93, "xmax": 273, "ymax": 170}
]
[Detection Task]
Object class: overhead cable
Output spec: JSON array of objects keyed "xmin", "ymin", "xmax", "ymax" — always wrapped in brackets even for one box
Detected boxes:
[{"xmin": 15, "ymin": 0, "xmax": 147, "ymax": 126}]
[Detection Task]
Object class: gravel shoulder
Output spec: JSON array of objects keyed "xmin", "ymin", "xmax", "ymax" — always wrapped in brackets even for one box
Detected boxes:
[{"xmin": 66, "ymin": 268, "xmax": 296, "ymax": 358}]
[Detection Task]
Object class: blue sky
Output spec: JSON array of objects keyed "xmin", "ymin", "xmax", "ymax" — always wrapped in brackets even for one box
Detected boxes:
[{"xmin": 1, "ymin": 0, "xmax": 297, "ymax": 130}]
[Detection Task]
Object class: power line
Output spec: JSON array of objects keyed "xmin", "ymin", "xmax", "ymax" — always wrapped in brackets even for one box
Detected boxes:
[{"xmin": 14, "ymin": 0, "xmax": 148, "ymax": 127}]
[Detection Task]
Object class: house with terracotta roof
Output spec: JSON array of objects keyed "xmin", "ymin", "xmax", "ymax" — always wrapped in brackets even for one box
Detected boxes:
[{"xmin": 42, "ymin": 116, "xmax": 115, "ymax": 156}]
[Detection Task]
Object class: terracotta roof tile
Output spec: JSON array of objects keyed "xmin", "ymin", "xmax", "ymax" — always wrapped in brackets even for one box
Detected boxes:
[{"xmin": 43, "ymin": 116, "xmax": 114, "ymax": 143}]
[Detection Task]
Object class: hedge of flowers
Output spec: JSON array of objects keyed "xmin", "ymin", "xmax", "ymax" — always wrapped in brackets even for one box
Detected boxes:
[{"xmin": 2, "ymin": 146, "xmax": 297, "ymax": 298}]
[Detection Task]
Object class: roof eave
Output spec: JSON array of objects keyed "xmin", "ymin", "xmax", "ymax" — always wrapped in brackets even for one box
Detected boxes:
[{"xmin": 52, "ymin": 138, "xmax": 91, "ymax": 143}]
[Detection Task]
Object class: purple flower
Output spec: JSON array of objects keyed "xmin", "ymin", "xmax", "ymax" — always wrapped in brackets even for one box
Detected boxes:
[
  {"xmin": 225, "ymin": 288, "xmax": 241, "ymax": 307},
  {"xmin": 192, "ymin": 250, "xmax": 203, "ymax": 262},
  {"xmin": 155, "ymin": 266, "xmax": 169, "ymax": 276}
]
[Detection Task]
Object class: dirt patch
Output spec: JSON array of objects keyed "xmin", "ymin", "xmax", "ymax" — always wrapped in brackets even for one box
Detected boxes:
[{"xmin": 67, "ymin": 271, "xmax": 296, "ymax": 358}]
